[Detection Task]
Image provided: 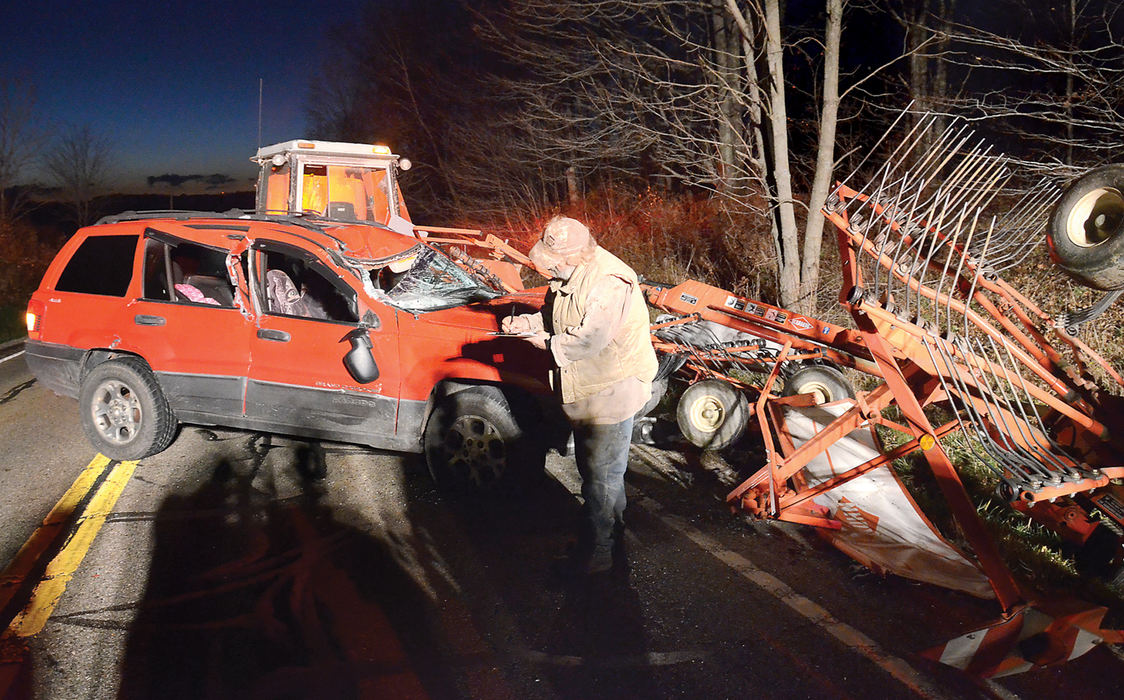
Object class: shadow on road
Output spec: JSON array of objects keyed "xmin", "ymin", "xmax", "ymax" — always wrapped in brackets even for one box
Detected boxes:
[
  {"xmin": 114, "ymin": 433, "xmax": 658, "ymax": 699},
  {"xmin": 117, "ymin": 437, "xmax": 435, "ymax": 699}
]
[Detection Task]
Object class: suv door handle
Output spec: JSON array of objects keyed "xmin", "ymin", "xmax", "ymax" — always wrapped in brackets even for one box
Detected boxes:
[
  {"xmin": 134, "ymin": 314, "xmax": 165, "ymax": 326},
  {"xmin": 257, "ymin": 329, "xmax": 290, "ymax": 342}
]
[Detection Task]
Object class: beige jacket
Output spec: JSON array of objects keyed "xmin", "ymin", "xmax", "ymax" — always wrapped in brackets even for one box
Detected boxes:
[{"xmin": 546, "ymin": 247, "xmax": 658, "ymax": 406}]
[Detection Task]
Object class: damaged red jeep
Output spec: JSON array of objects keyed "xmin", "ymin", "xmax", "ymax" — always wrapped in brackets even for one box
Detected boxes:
[{"xmin": 24, "ymin": 210, "xmax": 559, "ymax": 489}]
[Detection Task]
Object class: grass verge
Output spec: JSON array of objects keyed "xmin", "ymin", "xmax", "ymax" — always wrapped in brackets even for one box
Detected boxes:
[{"xmin": 0, "ymin": 306, "xmax": 25, "ymax": 345}]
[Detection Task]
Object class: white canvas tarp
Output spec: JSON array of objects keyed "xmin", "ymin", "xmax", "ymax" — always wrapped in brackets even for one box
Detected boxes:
[{"xmin": 780, "ymin": 402, "xmax": 995, "ymax": 599}]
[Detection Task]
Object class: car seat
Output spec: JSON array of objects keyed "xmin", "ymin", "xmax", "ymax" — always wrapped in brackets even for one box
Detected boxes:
[
  {"xmin": 266, "ymin": 269, "xmax": 314, "ymax": 317},
  {"xmin": 184, "ymin": 274, "xmax": 234, "ymax": 306}
]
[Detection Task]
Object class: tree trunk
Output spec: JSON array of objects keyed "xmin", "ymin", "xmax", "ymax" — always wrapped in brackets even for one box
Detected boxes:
[
  {"xmin": 798, "ymin": 0, "xmax": 843, "ymax": 314},
  {"xmin": 763, "ymin": 0, "xmax": 801, "ymax": 310},
  {"xmin": 566, "ymin": 165, "xmax": 580, "ymax": 207},
  {"xmin": 711, "ymin": 0, "xmax": 738, "ymax": 191}
]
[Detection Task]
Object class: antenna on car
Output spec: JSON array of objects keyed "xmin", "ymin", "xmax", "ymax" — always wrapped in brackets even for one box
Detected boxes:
[{"xmin": 257, "ymin": 78, "xmax": 263, "ymax": 150}]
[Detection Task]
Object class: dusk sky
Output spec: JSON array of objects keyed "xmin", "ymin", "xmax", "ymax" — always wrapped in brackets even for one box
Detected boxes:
[{"xmin": 2, "ymin": 0, "xmax": 369, "ymax": 192}]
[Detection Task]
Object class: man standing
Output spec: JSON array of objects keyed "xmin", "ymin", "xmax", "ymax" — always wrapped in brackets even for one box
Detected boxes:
[{"xmin": 503, "ymin": 216, "xmax": 658, "ymax": 576}]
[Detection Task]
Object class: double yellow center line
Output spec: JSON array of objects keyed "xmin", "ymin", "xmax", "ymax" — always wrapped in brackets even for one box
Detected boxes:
[{"xmin": 0, "ymin": 455, "xmax": 137, "ymax": 637}]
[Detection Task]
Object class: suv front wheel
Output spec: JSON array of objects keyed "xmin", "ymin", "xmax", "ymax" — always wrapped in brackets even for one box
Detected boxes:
[
  {"xmin": 79, "ymin": 357, "xmax": 177, "ymax": 461},
  {"xmin": 424, "ymin": 388, "xmax": 545, "ymax": 493}
]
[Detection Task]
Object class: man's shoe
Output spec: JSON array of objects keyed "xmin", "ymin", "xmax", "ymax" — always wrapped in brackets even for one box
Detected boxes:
[{"xmin": 552, "ymin": 546, "xmax": 613, "ymax": 579}]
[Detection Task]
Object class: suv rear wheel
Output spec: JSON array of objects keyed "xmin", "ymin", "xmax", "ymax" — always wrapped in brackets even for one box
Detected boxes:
[
  {"xmin": 424, "ymin": 388, "xmax": 545, "ymax": 493},
  {"xmin": 79, "ymin": 357, "xmax": 177, "ymax": 461}
]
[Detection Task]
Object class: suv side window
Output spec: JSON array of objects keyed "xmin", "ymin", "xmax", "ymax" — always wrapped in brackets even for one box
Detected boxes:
[
  {"xmin": 142, "ymin": 238, "xmax": 236, "ymax": 307},
  {"xmin": 56, "ymin": 234, "xmax": 139, "ymax": 296},
  {"xmin": 257, "ymin": 245, "xmax": 358, "ymax": 323}
]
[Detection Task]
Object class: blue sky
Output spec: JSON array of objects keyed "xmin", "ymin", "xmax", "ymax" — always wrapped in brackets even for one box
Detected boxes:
[{"xmin": 2, "ymin": 0, "xmax": 367, "ymax": 192}]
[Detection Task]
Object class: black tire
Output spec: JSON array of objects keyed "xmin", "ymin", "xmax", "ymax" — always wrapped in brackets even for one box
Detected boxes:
[
  {"xmin": 1048, "ymin": 164, "xmax": 1124, "ymax": 290},
  {"xmin": 423, "ymin": 388, "xmax": 545, "ymax": 492},
  {"xmin": 78, "ymin": 357, "xmax": 177, "ymax": 460},
  {"xmin": 676, "ymin": 379, "xmax": 749, "ymax": 450},
  {"xmin": 1073, "ymin": 524, "xmax": 1123, "ymax": 580},
  {"xmin": 782, "ymin": 364, "xmax": 854, "ymax": 404}
]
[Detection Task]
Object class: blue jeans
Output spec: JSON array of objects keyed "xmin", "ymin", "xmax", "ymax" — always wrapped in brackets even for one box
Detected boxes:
[{"xmin": 573, "ymin": 417, "xmax": 634, "ymax": 553}]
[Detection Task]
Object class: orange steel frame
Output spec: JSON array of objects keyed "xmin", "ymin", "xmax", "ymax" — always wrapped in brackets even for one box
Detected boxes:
[{"xmin": 643, "ymin": 191, "xmax": 1124, "ymax": 614}]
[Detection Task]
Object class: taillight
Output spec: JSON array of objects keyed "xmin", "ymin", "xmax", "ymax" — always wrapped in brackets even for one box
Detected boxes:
[{"xmin": 26, "ymin": 299, "xmax": 44, "ymax": 340}]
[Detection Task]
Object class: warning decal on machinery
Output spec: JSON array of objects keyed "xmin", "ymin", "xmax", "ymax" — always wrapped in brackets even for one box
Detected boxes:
[{"xmin": 779, "ymin": 403, "xmax": 994, "ymax": 599}]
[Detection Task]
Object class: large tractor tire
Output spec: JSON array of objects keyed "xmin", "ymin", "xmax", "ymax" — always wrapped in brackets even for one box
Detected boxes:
[{"xmin": 1048, "ymin": 164, "xmax": 1124, "ymax": 290}]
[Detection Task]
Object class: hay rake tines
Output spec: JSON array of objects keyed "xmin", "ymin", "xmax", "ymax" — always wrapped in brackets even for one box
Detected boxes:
[{"xmin": 826, "ymin": 112, "xmax": 1124, "ymax": 507}]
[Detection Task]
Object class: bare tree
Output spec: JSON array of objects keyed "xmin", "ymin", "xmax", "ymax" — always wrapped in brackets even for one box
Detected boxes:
[
  {"xmin": 0, "ymin": 77, "xmax": 40, "ymax": 223},
  {"xmin": 43, "ymin": 125, "xmax": 114, "ymax": 227},
  {"xmin": 479, "ymin": 0, "xmax": 853, "ymax": 313},
  {"xmin": 931, "ymin": 1, "xmax": 1124, "ymax": 179}
]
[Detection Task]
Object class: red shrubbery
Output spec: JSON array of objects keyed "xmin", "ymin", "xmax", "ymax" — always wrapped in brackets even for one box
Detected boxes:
[{"xmin": 473, "ymin": 184, "xmax": 781, "ymax": 303}]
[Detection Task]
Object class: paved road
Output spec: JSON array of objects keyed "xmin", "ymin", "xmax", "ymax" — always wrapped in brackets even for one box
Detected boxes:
[{"xmin": 1, "ymin": 343, "xmax": 1121, "ymax": 699}]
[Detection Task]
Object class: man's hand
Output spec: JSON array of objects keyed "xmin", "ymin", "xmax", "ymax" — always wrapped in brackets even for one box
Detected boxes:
[
  {"xmin": 523, "ymin": 331, "xmax": 549, "ymax": 350},
  {"xmin": 501, "ymin": 314, "xmax": 532, "ymax": 334}
]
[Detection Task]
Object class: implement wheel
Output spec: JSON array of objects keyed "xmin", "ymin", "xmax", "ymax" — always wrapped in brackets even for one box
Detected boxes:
[
  {"xmin": 676, "ymin": 379, "xmax": 749, "ymax": 450},
  {"xmin": 782, "ymin": 364, "xmax": 854, "ymax": 404},
  {"xmin": 1048, "ymin": 164, "xmax": 1124, "ymax": 290}
]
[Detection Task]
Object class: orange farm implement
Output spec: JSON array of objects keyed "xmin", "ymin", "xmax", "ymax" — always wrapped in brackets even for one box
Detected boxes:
[{"xmin": 645, "ymin": 111, "xmax": 1124, "ymax": 676}]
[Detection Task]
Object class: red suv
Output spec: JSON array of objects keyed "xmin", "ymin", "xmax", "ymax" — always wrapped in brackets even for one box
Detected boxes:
[{"xmin": 24, "ymin": 212, "xmax": 557, "ymax": 488}]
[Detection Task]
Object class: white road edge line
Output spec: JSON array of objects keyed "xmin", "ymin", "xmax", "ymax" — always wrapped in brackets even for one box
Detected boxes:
[
  {"xmin": 630, "ymin": 491, "xmax": 953, "ymax": 700},
  {"xmin": 546, "ymin": 458, "xmax": 954, "ymax": 700},
  {"xmin": 0, "ymin": 350, "xmax": 25, "ymax": 365}
]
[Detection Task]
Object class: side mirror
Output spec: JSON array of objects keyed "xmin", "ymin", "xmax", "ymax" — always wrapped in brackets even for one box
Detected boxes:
[{"xmin": 341, "ymin": 328, "xmax": 379, "ymax": 384}]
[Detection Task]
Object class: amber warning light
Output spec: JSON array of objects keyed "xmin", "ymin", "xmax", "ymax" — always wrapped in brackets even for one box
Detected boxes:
[{"xmin": 26, "ymin": 300, "xmax": 44, "ymax": 339}]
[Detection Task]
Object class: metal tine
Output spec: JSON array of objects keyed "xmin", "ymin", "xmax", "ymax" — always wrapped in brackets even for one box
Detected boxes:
[
  {"xmin": 858, "ymin": 116, "xmax": 968, "ymax": 226},
  {"xmin": 852, "ymin": 159, "xmax": 903, "ymax": 257},
  {"xmin": 946, "ymin": 220, "xmax": 1072, "ymax": 480},
  {"xmin": 943, "ymin": 322, "xmax": 1050, "ymax": 480},
  {"xmin": 924, "ymin": 341, "xmax": 1008, "ymax": 469},
  {"xmin": 928, "ymin": 338, "xmax": 1038, "ymax": 483},
  {"xmin": 871, "ymin": 178, "xmax": 923, "ymax": 300},
  {"xmin": 961, "ymin": 217, "xmax": 996, "ymax": 334},
  {"xmin": 971, "ymin": 194, "xmax": 1038, "ymax": 268},
  {"xmin": 914, "ymin": 145, "xmax": 1007, "ymax": 239},
  {"xmin": 987, "ymin": 183, "xmax": 1061, "ymax": 272},
  {"xmin": 903, "ymin": 118, "xmax": 974, "ymax": 188},
  {"xmin": 883, "ymin": 182, "xmax": 944, "ymax": 317},
  {"xmin": 906, "ymin": 125, "xmax": 981, "ymax": 201},
  {"xmin": 934, "ymin": 206, "xmax": 980, "ymax": 334},
  {"xmin": 847, "ymin": 121, "xmax": 946, "ymax": 261},
  {"xmin": 969, "ymin": 179, "xmax": 1052, "ymax": 259},
  {"xmin": 835, "ymin": 113, "xmax": 938, "ymax": 230},
  {"xmin": 903, "ymin": 190, "xmax": 956, "ymax": 322},
  {"xmin": 832, "ymin": 104, "xmax": 920, "ymax": 201},
  {"xmin": 880, "ymin": 142, "xmax": 1002, "ymax": 318},
  {"xmin": 980, "ymin": 333, "xmax": 1077, "ymax": 475},
  {"xmin": 909, "ymin": 162, "xmax": 1004, "ymax": 325},
  {"xmin": 958, "ymin": 336, "xmax": 1060, "ymax": 480},
  {"xmin": 931, "ymin": 162, "xmax": 1012, "ymax": 285},
  {"xmin": 970, "ymin": 335, "xmax": 1071, "ymax": 476},
  {"xmin": 865, "ymin": 112, "xmax": 950, "ymax": 194},
  {"xmin": 986, "ymin": 184, "xmax": 1048, "ymax": 256},
  {"xmin": 992, "ymin": 330, "xmax": 1085, "ymax": 476}
]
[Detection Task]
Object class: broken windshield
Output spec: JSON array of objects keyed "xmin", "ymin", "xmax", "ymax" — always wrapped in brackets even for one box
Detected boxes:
[{"xmin": 376, "ymin": 245, "xmax": 500, "ymax": 313}]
